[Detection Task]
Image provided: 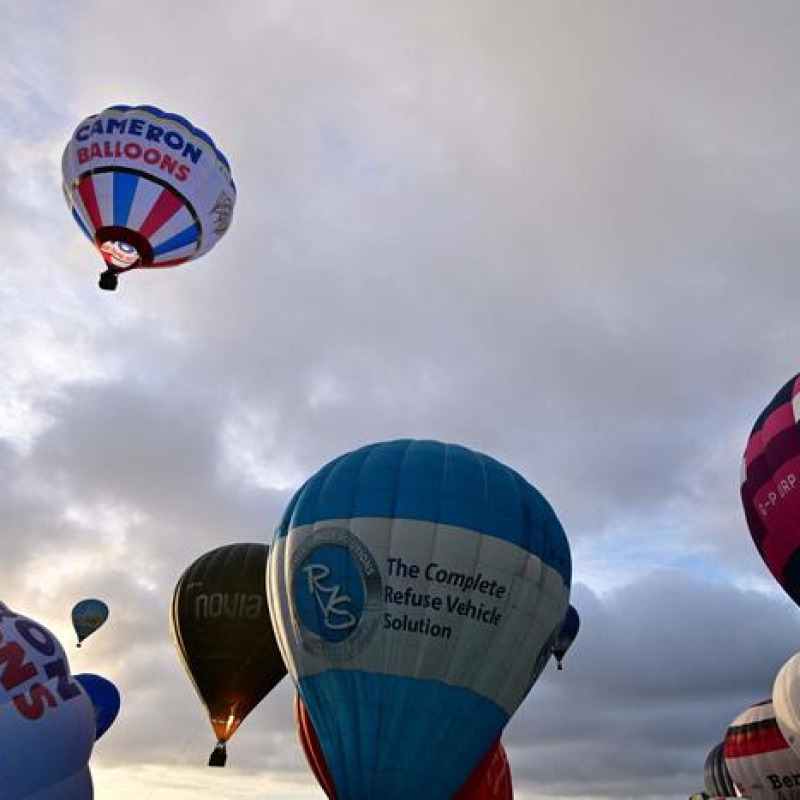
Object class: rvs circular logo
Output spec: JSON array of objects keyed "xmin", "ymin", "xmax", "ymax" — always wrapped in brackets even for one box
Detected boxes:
[{"xmin": 290, "ymin": 528, "xmax": 382, "ymax": 659}]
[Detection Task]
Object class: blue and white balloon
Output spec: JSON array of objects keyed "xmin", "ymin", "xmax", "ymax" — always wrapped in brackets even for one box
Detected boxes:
[{"xmin": 268, "ymin": 439, "xmax": 571, "ymax": 800}]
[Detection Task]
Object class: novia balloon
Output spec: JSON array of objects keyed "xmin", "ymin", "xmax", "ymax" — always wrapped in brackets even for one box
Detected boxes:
[{"xmin": 171, "ymin": 543, "xmax": 286, "ymax": 767}]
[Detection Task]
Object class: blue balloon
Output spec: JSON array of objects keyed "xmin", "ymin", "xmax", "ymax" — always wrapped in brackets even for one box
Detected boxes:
[
  {"xmin": 71, "ymin": 599, "xmax": 109, "ymax": 646},
  {"xmin": 551, "ymin": 604, "xmax": 580, "ymax": 670},
  {"xmin": 75, "ymin": 674, "xmax": 120, "ymax": 740},
  {"xmin": 268, "ymin": 439, "xmax": 572, "ymax": 800}
]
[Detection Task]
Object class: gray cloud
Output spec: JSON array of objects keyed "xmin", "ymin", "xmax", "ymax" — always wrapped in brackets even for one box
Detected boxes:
[{"xmin": 3, "ymin": 2, "xmax": 800, "ymax": 798}]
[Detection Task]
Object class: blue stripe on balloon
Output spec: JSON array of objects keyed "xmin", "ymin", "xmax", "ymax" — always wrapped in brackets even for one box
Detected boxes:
[
  {"xmin": 276, "ymin": 440, "xmax": 571, "ymax": 579},
  {"xmin": 112, "ymin": 171, "xmax": 139, "ymax": 227},
  {"xmin": 152, "ymin": 223, "xmax": 198, "ymax": 256},
  {"xmin": 299, "ymin": 671, "xmax": 507, "ymax": 800},
  {"xmin": 72, "ymin": 208, "xmax": 94, "ymax": 240}
]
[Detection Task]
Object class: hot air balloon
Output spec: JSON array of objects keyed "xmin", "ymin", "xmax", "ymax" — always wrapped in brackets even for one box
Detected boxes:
[
  {"xmin": 773, "ymin": 651, "xmax": 800, "ymax": 757},
  {"xmin": 71, "ymin": 599, "xmax": 109, "ymax": 647},
  {"xmin": 740, "ymin": 373, "xmax": 800, "ymax": 605},
  {"xmin": 724, "ymin": 699, "xmax": 800, "ymax": 799},
  {"xmin": 551, "ymin": 604, "xmax": 579, "ymax": 670},
  {"xmin": 62, "ymin": 105, "xmax": 236, "ymax": 290},
  {"xmin": 294, "ymin": 692, "xmax": 513, "ymax": 800},
  {"xmin": 268, "ymin": 439, "xmax": 571, "ymax": 800},
  {"xmin": 0, "ymin": 599, "xmax": 95, "ymax": 799},
  {"xmin": 704, "ymin": 741, "xmax": 738, "ymax": 797},
  {"xmin": 171, "ymin": 543, "xmax": 286, "ymax": 767},
  {"xmin": 74, "ymin": 674, "xmax": 121, "ymax": 741}
]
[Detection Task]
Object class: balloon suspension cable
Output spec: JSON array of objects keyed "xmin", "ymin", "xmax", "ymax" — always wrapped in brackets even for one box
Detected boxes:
[{"xmin": 208, "ymin": 741, "xmax": 227, "ymax": 768}]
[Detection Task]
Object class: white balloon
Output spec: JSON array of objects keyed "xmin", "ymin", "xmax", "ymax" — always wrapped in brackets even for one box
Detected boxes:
[
  {"xmin": 724, "ymin": 699, "xmax": 800, "ymax": 800},
  {"xmin": 0, "ymin": 601, "xmax": 95, "ymax": 799},
  {"xmin": 774, "ymin": 652, "xmax": 800, "ymax": 756}
]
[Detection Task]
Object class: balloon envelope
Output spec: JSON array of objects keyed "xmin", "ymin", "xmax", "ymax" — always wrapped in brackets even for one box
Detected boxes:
[
  {"xmin": 773, "ymin": 651, "xmax": 800, "ymax": 758},
  {"xmin": 294, "ymin": 692, "xmax": 513, "ymax": 800},
  {"xmin": 62, "ymin": 105, "xmax": 235, "ymax": 285},
  {"xmin": 268, "ymin": 439, "xmax": 571, "ymax": 800},
  {"xmin": 740, "ymin": 373, "xmax": 800, "ymax": 605},
  {"xmin": 171, "ymin": 543, "xmax": 286, "ymax": 753},
  {"xmin": 551, "ymin": 604, "xmax": 580, "ymax": 669},
  {"xmin": 74, "ymin": 674, "xmax": 121, "ymax": 740},
  {"xmin": 71, "ymin": 599, "xmax": 108, "ymax": 646},
  {"xmin": 724, "ymin": 699, "xmax": 800, "ymax": 799},
  {"xmin": 704, "ymin": 741, "xmax": 737, "ymax": 797},
  {"xmin": 0, "ymin": 600, "xmax": 95, "ymax": 799}
]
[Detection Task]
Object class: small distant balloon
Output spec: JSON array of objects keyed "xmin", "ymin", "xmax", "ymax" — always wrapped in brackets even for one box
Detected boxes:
[
  {"xmin": 0, "ymin": 599, "xmax": 95, "ymax": 799},
  {"xmin": 62, "ymin": 105, "xmax": 236, "ymax": 291},
  {"xmin": 72, "ymin": 599, "xmax": 109, "ymax": 647},
  {"xmin": 551, "ymin": 604, "xmax": 580, "ymax": 670},
  {"xmin": 74, "ymin": 674, "xmax": 121, "ymax": 741}
]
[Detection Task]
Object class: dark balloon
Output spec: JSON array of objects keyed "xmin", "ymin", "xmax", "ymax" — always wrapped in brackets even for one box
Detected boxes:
[
  {"xmin": 551, "ymin": 604, "xmax": 580, "ymax": 670},
  {"xmin": 741, "ymin": 373, "xmax": 800, "ymax": 606},
  {"xmin": 294, "ymin": 692, "xmax": 513, "ymax": 800},
  {"xmin": 171, "ymin": 543, "xmax": 286, "ymax": 767},
  {"xmin": 74, "ymin": 674, "xmax": 121, "ymax": 741},
  {"xmin": 704, "ymin": 741, "xmax": 736, "ymax": 797}
]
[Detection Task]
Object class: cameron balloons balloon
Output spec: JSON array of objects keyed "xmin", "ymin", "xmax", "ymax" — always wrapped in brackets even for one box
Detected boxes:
[
  {"xmin": 171, "ymin": 543, "xmax": 286, "ymax": 767},
  {"xmin": 704, "ymin": 741, "xmax": 737, "ymax": 797},
  {"xmin": 0, "ymin": 600, "xmax": 95, "ymax": 799},
  {"xmin": 724, "ymin": 699, "xmax": 800, "ymax": 799},
  {"xmin": 551, "ymin": 604, "xmax": 580, "ymax": 670},
  {"xmin": 62, "ymin": 105, "xmax": 236, "ymax": 290},
  {"xmin": 71, "ymin": 599, "xmax": 108, "ymax": 647},
  {"xmin": 268, "ymin": 439, "xmax": 571, "ymax": 800},
  {"xmin": 740, "ymin": 373, "xmax": 800, "ymax": 606},
  {"xmin": 294, "ymin": 692, "xmax": 513, "ymax": 800},
  {"xmin": 74, "ymin": 674, "xmax": 121, "ymax": 741}
]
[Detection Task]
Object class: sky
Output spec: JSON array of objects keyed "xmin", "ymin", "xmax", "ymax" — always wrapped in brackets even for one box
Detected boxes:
[{"xmin": 2, "ymin": 1, "xmax": 800, "ymax": 798}]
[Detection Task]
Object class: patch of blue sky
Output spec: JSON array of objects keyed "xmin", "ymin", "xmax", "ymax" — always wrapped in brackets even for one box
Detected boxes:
[{"xmin": 572, "ymin": 511, "xmax": 768, "ymax": 596}]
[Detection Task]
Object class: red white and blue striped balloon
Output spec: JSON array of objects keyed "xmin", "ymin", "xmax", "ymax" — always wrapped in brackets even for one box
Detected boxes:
[
  {"xmin": 62, "ymin": 105, "xmax": 235, "ymax": 277},
  {"xmin": 268, "ymin": 439, "xmax": 571, "ymax": 800}
]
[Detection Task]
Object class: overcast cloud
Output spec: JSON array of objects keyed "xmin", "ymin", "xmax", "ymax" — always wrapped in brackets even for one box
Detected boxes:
[{"xmin": 2, "ymin": 1, "xmax": 800, "ymax": 798}]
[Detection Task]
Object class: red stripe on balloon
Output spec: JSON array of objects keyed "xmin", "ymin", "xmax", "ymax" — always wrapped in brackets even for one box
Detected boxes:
[
  {"xmin": 149, "ymin": 257, "xmax": 189, "ymax": 269},
  {"xmin": 78, "ymin": 176, "xmax": 103, "ymax": 232},
  {"xmin": 138, "ymin": 189, "xmax": 183, "ymax": 240},
  {"xmin": 725, "ymin": 721, "xmax": 788, "ymax": 758}
]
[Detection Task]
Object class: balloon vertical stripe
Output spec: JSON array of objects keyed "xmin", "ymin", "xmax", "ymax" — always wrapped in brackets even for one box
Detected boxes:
[
  {"xmin": 77, "ymin": 177, "xmax": 102, "ymax": 232},
  {"xmin": 112, "ymin": 171, "xmax": 139, "ymax": 227},
  {"xmin": 152, "ymin": 223, "xmax": 199, "ymax": 256},
  {"xmin": 138, "ymin": 189, "xmax": 184, "ymax": 240}
]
